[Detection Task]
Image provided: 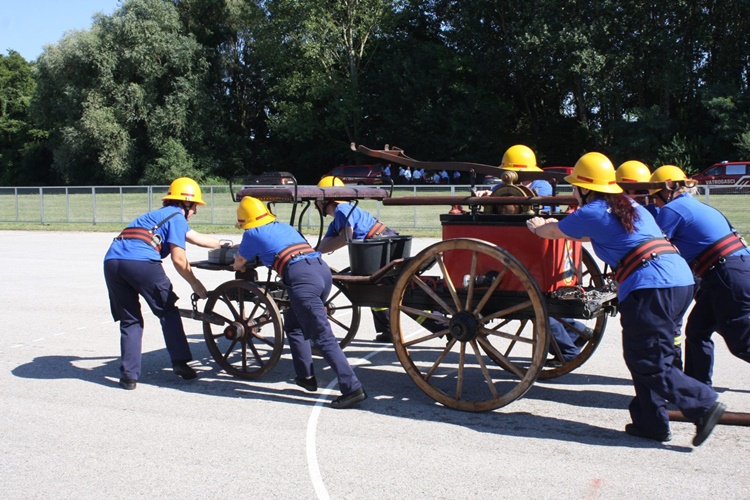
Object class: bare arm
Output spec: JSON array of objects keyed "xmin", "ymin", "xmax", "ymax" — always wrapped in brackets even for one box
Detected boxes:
[
  {"xmin": 232, "ymin": 254, "xmax": 248, "ymax": 272},
  {"xmin": 526, "ymin": 217, "xmax": 589, "ymax": 241},
  {"xmin": 186, "ymin": 229, "xmax": 224, "ymax": 249},
  {"xmin": 170, "ymin": 244, "xmax": 208, "ymax": 298},
  {"xmin": 317, "ymin": 233, "xmax": 347, "ymax": 253}
]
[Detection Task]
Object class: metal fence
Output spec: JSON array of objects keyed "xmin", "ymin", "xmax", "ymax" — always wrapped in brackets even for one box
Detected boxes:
[{"xmin": 0, "ymin": 184, "xmax": 748, "ymax": 234}]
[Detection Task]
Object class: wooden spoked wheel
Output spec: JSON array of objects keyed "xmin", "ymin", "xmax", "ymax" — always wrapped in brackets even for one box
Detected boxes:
[
  {"xmin": 390, "ymin": 238, "xmax": 549, "ymax": 412},
  {"xmin": 538, "ymin": 247, "xmax": 609, "ymax": 379},
  {"xmin": 202, "ymin": 280, "xmax": 284, "ymax": 379},
  {"xmin": 315, "ymin": 267, "xmax": 361, "ymax": 355}
]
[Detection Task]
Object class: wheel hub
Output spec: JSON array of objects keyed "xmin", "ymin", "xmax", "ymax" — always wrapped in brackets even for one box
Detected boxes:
[
  {"xmin": 448, "ymin": 311, "xmax": 479, "ymax": 342},
  {"xmin": 224, "ymin": 321, "xmax": 245, "ymax": 340}
]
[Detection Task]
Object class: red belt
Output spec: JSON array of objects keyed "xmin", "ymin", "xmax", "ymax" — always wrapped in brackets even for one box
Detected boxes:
[
  {"xmin": 691, "ymin": 233, "xmax": 748, "ymax": 277},
  {"xmin": 613, "ymin": 238, "xmax": 679, "ymax": 283},
  {"xmin": 365, "ymin": 221, "xmax": 387, "ymax": 239},
  {"xmin": 115, "ymin": 227, "xmax": 162, "ymax": 253},
  {"xmin": 272, "ymin": 242, "xmax": 315, "ymax": 275}
]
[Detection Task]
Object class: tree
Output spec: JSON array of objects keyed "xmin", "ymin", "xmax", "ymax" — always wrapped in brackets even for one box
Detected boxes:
[
  {"xmin": 32, "ymin": 0, "xmax": 210, "ymax": 184},
  {"xmin": 0, "ymin": 50, "xmax": 50, "ymax": 184},
  {"xmin": 258, "ymin": 0, "xmax": 397, "ymax": 180}
]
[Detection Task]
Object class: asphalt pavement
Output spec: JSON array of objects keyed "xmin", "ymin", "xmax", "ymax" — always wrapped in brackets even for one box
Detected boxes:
[{"xmin": 1, "ymin": 230, "xmax": 748, "ymax": 499}]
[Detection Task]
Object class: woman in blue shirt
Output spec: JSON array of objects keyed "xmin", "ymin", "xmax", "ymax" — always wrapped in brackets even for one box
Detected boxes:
[
  {"xmin": 526, "ymin": 153, "xmax": 725, "ymax": 446},
  {"xmin": 317, "ymin": 176, "xmax": 398, "ymax": 343},
  {"xmin": 233, "ymin": 196, "xmax": 366, "ymax": 409},
  {"xmin": 650, "ymin": 165, "xmax": 750, "ymax": 386},
  {"xmin": 104, "ymin": 177, "xmax": 224, "ymax": 390}
]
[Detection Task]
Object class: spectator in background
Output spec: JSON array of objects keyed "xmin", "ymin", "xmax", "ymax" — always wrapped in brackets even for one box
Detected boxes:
[
  {"xmin": 412, "ymin": 167, "xmax": 423, "ymax": 184},
  {"xmin": 404, "ymin": 166, "xmax": 412, "ymax": 184},
  {"xmin": 398, "ymin": 166, "xmax": 407, "ymax": 184}
]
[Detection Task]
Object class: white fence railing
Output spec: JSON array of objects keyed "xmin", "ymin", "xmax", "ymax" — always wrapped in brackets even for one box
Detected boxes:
[{"xmin": 0, "ymin": 184, "xmax": 748, "ymax": 234}]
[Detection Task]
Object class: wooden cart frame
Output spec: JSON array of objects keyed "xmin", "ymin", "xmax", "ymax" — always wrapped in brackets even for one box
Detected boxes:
[{"xmin": 181, "ymin": 149, "xmax": 621, "ymax": 412}]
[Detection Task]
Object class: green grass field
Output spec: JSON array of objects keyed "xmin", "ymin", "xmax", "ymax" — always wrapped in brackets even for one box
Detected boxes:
[{"xmin": 0, "ymin": 184, "xmax": 748, "ymax": 237}]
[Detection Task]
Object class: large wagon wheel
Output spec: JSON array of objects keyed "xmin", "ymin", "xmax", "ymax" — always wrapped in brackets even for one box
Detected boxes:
[
  {"xmin": 314, "ymin": 267, "xmax": 361, "ymax": 355},
  {"xmin": 390, "ymin": 238, "xmax": 549, "ymax": 412},
  {"xmin": 539, "ymin": 246, "xmax": 609, "ymax": 379},
  {"xmin": 202, "ymin": 280, "xmax": 284, "ymax": 379}
]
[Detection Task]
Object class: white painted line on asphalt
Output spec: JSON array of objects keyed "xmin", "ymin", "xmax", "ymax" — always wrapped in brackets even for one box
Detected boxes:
[
  {"xmin": 307, "ymin": 328, "xmax": 424, "ymax": 499},
  {"xmin": 33, "ymin": 338, "xmax": 45, "ymax": 342}
]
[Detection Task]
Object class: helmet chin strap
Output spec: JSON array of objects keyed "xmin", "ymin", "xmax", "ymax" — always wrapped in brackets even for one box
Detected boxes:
[
  {"xmin": 576, "ymin": 186, "xmax": 592, "ymax": 205},
  {"xmin": 179, "ymin": 201, "xmax": 194, "ymax": 216}
]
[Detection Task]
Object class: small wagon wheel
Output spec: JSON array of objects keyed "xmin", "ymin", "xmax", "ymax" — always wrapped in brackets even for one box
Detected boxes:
[
  {"xmin": 314, "ymin": 267, "xmax": 361, "ymax": 355},
  {"xmin": 539, "ymin": 246, "xmax": 609, "ymax": 379},
  {"xmin": 390, "ymin": 238, "xmax": 549, "ymax": 412},
  {"xmin": 202, "ymin": 279, "xmax": 284, "ymax": 379}
]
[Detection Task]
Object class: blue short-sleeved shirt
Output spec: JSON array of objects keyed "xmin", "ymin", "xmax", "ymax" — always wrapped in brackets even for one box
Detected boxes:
[
  {"xmin": 656, "ymin": 193, "xmax": 750, "ymax": 263},
  {"xmin": 643, "ymin": 203, "xmax": 659, "ymax": 218},
  {"xmin": 239, "ymin": 221, "xmax": 321, "ymax": 268},
  {"xmin": 104, "ymin": 206, "xmax": 188, "ymax": 262},
  {"xmin": 558, "ymin": 198, "xmax": 694, "ymax": 300},
  {"xmin": 324, "ymin": 203, "xmax": 379, "ymax": 240}
]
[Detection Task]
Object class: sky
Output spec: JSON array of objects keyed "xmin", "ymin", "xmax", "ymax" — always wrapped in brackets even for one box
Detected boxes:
[{"xmin": 0, "ymin": 0, "xmax": 122, "ymax": 61}]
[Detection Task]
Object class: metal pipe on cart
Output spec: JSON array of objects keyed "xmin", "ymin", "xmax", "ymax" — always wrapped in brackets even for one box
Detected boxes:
[{"xmin": 382, "ymin": 195, "xmax": 578, "ymax": 206}]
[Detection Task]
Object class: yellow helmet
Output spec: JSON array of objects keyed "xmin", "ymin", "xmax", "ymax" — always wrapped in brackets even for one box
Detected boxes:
[
  {"xmin": 649, "ymin": 165, "xmax": 689, "ymax": 194},
  {"xmin": 500, "ymin": 145, "xmax": 542, "ymax": 172},
  {"xmin": 236, "ymin": 196, "xmax": 276, "ymax": 230},
  {"xmin": 317, "ymin": 175, "xmax": 346, "ymax": 204},
  {"xmin": 317, "ymin": 175, "xmax": 345, "ymax": 187},
  {"xmin": 616, "ymin": 161, "xmax": 651, "ymax": 183},
  {"xmin": 162, "ymin": 177, "xmax": 206, "ymax": 205},
  {"xmin": 565, "ymin": 152, "xmax": 623, "ymax": 194}
]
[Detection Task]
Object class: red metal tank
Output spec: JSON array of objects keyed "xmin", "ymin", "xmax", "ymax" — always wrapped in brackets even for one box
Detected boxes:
[{"xmin": 440, "ymin": 214, "xmax": 581, "ymax": 293}]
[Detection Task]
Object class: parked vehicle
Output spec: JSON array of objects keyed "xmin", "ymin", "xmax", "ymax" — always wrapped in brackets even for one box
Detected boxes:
[
  {"xmin": 691, "ymin": 161, "xmax": 750, "ymax": 186},
  {"xmin": 326, "ymin": 164, "xmax": 385, "ymax": 185}
]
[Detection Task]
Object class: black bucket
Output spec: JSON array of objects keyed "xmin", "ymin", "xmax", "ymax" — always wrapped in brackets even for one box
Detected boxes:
[{"xmin": 348, "ymin": 235, "xmax": 413, "ymax": 276}]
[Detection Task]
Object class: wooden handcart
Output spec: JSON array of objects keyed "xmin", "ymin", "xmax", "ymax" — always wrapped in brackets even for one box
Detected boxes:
[{"xmin": 181, "ymin": 152, "xmax": 620, "ymax": 412}]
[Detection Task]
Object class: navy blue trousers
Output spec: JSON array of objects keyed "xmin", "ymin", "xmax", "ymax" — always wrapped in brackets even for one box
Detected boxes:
[
  {"xmin": 620, "ymin": 285, "xmax": 717, "ymax": 434},
  {"xmin": 686, "ymin": 254, "xmax": 750, "ymax": 385},
  {"xmin": 549, "ymin": 318, "xmax": 584, "ymax": 361},
  {"xmin": 283, "ymin": 257, "xmax": 361, "ymax": 395},
  {"xmin": 104, "ymin": 259, "xmax": 192, "ymax": 380}
]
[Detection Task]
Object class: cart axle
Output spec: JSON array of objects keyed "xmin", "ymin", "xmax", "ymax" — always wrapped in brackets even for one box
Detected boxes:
[{"xmin": 449, "ymin": 311, "xmax": 479, "ymax": 342}]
